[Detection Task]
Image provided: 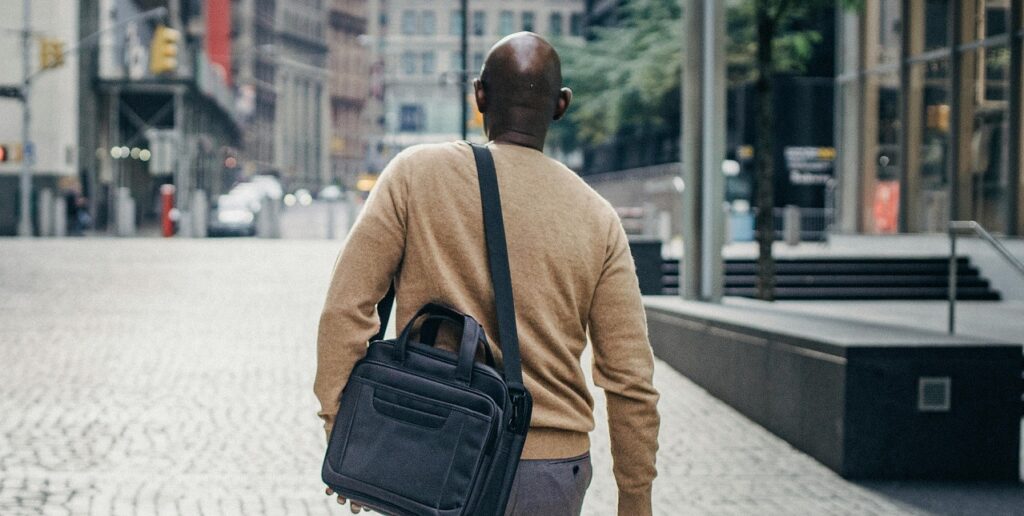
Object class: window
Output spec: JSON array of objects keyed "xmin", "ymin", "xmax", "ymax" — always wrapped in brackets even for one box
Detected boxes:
[
  {"xmin": 421, "ymin": 10, "xmax": 436, "ymax": 35},
  {"xmin": 913, "ymin": 57, "xmax": 951, "ymax": 229},
  {"xmin": 473, "ymin": 11, "xmax": 486, "ymax": 36},
  {"xmin": 923, "ymin": 0, "xmax": 948, "ymax": 52},
  {"xmin": 399, "ymin": 104, "xmax": 425, "ymax": 132},
  {"xmin": 499, "ymin": 10, "xmax": 514, "ymax": 36},
  {"xmin": 451, "ymin": 51, "xmax": 462, "ymax": 72},
  {"xmin": 522, "ymin": 11, "xmax": 535, "ymax": 32},
  {"xmin": 401, "ymin": 51, "xmax": 416, "ymax": 75},
  {"xmin": 473, "ymin": 52, "xmax": 484, "ymax": 73},
  {"xmin": 450, "ymin": 10, "xmax": 463, "ymax": 36},
  {"xmin": 422, "ymin": 51, "xmax": 436, "ymax": 75},
  {"xmin": 980, "ymin": 0, "xmax": 1009, "ymax": 38},
  {"xmin": 570, "ymin": 13, "xmax": 583, "ymax": 37},
  {"xmin": 401, "ymin": 10, "xmax": 416, "ymax": 35},
  {"xmin": 549, "ymin": 13, "xmax": 563, "ymax": 36},
  {"xmin": 875, "ymin": 0, "xmax": 901, "ymax": 66}
]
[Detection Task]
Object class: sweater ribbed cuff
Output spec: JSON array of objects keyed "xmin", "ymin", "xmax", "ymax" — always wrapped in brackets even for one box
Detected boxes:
[{"xmin": 618, "ymin": 486, "xmax": 653, "ymax": 516}]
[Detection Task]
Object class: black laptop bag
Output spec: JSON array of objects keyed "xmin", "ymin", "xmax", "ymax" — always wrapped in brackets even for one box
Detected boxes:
[{"xmin": 321, "ymin": 143, "xmax": 533, "ymax": 516}]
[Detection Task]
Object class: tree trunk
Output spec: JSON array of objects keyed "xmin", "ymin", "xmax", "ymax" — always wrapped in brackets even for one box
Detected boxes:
[{"xmin": 754, "ymin": 0, "xmax": 776, "ymax": 301}]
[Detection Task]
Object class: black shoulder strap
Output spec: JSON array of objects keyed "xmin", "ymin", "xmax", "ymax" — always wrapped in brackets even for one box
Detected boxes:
[
  {"xmin": 469, "ymin": 142, "xmax": 524, "ymax": 390},
  {"xmin": 371, "ymin": 143, "xmax": 524, "ymax": 391}
]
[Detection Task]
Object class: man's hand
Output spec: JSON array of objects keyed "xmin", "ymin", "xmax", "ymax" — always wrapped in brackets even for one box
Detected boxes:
[{"xmin": 325, "ymin": 486, "xmax": 370, "ymax": 513}]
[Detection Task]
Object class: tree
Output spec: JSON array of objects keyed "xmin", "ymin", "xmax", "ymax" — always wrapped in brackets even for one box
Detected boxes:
[
  {"xmin": 555, "ymin": 0, "xmax": 859, "ymax": 301},
  {"xmin": 548, "ymin": 0, "xmax": 683, "ymax": 153},
  {"xmin": 746, "ymin": 0, "xmax": 860, "ymax": 301}
]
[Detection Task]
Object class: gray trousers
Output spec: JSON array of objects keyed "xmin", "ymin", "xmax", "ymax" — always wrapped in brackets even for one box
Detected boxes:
[{"xmin": 504, "ymin": 453, "xmax": 593, "ymax": 516}]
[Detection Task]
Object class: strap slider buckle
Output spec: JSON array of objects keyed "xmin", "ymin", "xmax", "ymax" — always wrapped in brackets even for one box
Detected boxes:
[{"xmin": 507, "ymin": 387, "xmax": 530, "ymax": 434}]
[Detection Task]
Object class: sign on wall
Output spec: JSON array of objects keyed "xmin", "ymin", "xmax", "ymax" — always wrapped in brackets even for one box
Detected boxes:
[{"xmin": 98, "ymin": 0, "xmax": 158, "ymax": 81}]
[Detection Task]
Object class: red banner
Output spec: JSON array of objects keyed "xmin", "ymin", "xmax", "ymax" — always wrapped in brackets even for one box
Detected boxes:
[{"xmin": 206, "ymin": 0, "xmax": 232, "ymax": 84}]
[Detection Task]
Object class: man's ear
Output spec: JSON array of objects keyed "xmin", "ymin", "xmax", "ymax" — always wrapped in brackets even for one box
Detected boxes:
[
  {"xmin": 553, "ymin": 87, "xmax": 572, "ymax": 121},
  {"xmin": 473, "ymin": 78, "xmax": 487, "ymax": 114}
]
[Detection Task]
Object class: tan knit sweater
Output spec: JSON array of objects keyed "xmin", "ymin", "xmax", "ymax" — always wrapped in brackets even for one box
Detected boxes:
[{"xmin": 314, "ymin": 141, "xmax": 660, "ymax": 514}]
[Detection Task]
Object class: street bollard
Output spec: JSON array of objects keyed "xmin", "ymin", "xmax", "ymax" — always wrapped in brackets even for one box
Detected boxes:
[
  {"xmin": 783, "ymin": 205, "xmax": 801, "ymax": 246},
  {"xmin": 269, "ymin": 198, "xmax": 281, "ymax": 238},
  {"xmin": 256, "ymin": 195, "xmax": 272, "ymax": 238},
  {"xmin": 38, "ymin": 188, "xmax": 53, "ymax": 237},
  {"xmin": 345, "ymin": 190, "xmax": 360, "ymax": 239},
  {"xmin": 116, "ymin": 187, "xmax": 136, "ymax": 237},
  {"xmin": 53, "ymin": 199, "xmax": 66, "ymax": 237},
  {"xmin": 327, "ymin": 200, "xmax": 336, "ymax": 239},
  {"xmin": 191, "ymin": 190, "xmax": 208, "ymax": 238},
  {"xmin": 320, "ymin": 185, "xmax": 342, "ymax": 240},
  {"xmin": 178, "ymin": 210, "xmax": 191, "ymax": 238},
  {"xmin": 160, "ymin": 184, "xmax": 176, "ymax": 237}
]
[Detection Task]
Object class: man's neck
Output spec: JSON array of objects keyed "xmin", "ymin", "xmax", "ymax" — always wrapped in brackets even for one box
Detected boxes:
[{"xmin": 488, "ymin": 126, "xmax": 547, "ymax": 152}]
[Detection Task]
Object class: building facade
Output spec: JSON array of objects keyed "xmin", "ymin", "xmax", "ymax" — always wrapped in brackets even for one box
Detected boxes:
[
  {"xmin": 90, "ymin": 0, "xmax": 240, "ymax": 235},
  {"xmin": 0, "ymin": 0, "xmax": 240, "ymax": 236},
  {"xmin": 366, "ymin": 0, "xmax": 585, "ymax": 167},
  {"xmin": 329, "ymin": 0, "xmax": 370, "ymax": 188},
  {"xmin": 233, "ymin": 0, "xmax": 330, "ymax": 192},
  {"xmin": 0, "ymin": 0, "xmax": 80, "ymax": 235},
  {"xmin": 835, "ymin": 0, "xmax": 1024, "ymax": 236}
]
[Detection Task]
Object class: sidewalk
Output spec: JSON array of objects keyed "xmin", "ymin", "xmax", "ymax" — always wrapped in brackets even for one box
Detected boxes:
[{"xmin": 0, "ymin": 239, "xmax": 1021, "ymax": 515}]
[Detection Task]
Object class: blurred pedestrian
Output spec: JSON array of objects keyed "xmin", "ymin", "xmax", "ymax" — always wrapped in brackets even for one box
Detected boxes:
[{"xmin": 315, "ymin": 32, "xmax": 660, "ymax": 516}]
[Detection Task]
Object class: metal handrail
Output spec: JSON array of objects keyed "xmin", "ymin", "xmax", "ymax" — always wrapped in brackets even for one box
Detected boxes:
[{"xmin": 947, "ymin": 220, "xmax": 1024, "ymax": 334}]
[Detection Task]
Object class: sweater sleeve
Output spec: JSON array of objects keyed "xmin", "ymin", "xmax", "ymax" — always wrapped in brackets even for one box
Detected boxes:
[
  {"xmin": 588, "ymin": 217, "xmax": 661, "ymax": 516},
  {"xmin": 314, "ymin": 155, "xmax": 408, "ymax": 440}
]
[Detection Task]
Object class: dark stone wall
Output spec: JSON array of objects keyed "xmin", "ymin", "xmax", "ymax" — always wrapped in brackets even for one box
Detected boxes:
[{"xmin": 646, "ymin": 303, "xmax": 1023, "ymax": 480}]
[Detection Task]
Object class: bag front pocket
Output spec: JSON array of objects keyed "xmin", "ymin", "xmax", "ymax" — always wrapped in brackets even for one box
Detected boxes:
[
  {"xmin": 372, "ymin": 389, "xmax": 449, "ymax": 428},
  {"xmin": 338, "ymin": 379, "xmax": 494, "ymax": 511}
]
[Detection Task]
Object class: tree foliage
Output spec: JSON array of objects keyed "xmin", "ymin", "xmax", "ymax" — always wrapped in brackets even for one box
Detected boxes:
[
  {"xmin": 550, "ymin": 0, "xmax": 853, "ymax": 154},
  {"xmin": 725, "ymin": 0, "xmax": 827, "ymax": 84},
  {"xmin": 549, "ymin": 0, "xmax": 682, "ymax": 151}
]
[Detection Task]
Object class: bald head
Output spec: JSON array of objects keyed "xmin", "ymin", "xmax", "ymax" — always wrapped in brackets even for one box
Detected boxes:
[{"xmin": 473, "ymin": 32, "xmax": 572, "ymax": 151}]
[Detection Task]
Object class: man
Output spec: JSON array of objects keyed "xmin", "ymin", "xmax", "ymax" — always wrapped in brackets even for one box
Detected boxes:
[{"xmin": 315, "ymin": 32, "xmax": 660, "ymax": 515}]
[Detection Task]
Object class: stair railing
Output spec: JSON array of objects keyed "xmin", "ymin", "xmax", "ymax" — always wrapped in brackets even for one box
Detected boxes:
[{"xmin": 948, "ymin": 220, "xmax": 1024, "ymax": 334}]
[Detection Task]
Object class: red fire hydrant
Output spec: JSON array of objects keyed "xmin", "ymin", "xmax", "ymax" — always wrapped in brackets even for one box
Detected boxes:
[{"xmin": 160, "ymin": 184, "xmax": 176, "ymax": 237}]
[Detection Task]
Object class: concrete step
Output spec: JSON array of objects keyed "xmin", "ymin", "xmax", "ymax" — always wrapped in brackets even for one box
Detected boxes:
[
  {"xmin": 721, "ymin": 286, "xmax": 1001, "ymax": 301},
  {"xmin": 656, "ymin": 256, "xmax": 1001, "ymax": 300}
]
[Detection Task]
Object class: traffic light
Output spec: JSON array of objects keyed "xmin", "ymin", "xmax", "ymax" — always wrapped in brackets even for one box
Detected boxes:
[
  {"xmin": 0, "ymin": 145, "xmax": 7, "ymax": 162},
  {"xmin": 149, "ymin": 25, "xmax": 181, "ymax": 75},
  {"xmin": 39, "ymin": 38, "xmax": 65, "ymax": 70}
]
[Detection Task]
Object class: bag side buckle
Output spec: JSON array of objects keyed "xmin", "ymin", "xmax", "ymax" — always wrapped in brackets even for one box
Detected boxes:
[{"xmin": 507, "ymin": 387, "xmax": 530, "ymax": 434}]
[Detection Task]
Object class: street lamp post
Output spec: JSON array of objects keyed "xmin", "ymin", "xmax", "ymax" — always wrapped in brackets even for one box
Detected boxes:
[
  {"xmin": 17, "ymin": 0, "xmax": 32, "ymax": 236},
  {"xmin": 460, "ymin": 0, "xmax": 469, "ymax": 141}
]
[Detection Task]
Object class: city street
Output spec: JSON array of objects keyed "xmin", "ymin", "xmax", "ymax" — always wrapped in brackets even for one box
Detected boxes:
[{"xmin": 3, "ymin": 237, "xmax": 1023, "ymax": 515}]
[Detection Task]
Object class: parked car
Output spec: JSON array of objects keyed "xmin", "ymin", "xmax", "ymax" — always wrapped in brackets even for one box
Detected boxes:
[
  {"xmin": 252, "ymin": 175, "xmax": 283, "ymax": 201},
  {"xmin": 208, "ymin": 193, "xmax": 257, "ymax": 237}
]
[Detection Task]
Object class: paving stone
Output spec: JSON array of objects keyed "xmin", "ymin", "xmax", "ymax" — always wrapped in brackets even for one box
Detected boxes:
[{"xmin": 1, "ymin": 238, "xmax": 1021, "ymax": 515}]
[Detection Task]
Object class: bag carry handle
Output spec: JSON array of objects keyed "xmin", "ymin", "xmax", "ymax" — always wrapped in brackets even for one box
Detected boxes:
[
  {"xmin": 394, "ymin": 303, "xmax": 492, "ymax": 385},
  {"xmin": 421, "ymin": 315, "xmax": 496, "ymax": 367}
]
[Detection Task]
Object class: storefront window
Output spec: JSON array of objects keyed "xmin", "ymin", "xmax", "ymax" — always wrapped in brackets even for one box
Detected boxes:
[
  {"xmin": 923, "ymin": 0, "xmax": 949, "ymax": 52},
  {"xmin": 914, "ymin": 58, "xmax": 952, "ymax": 230},
  {"xmin": 979, "ymin": 0, "xmax": 1010, "ymax": 39},
  {"xmin": 877, "ymin": 0, "xmax": 902, "ymax": 65},
  {"xmin": 966, "ymin": 45, "xmax": 1011, "ymax": 231},
  {"xmin": 870, "ymin": 73, "xmax": 903, "ymax": 233}
]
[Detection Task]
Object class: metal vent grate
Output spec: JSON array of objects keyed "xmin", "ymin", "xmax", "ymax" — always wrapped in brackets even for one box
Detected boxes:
[{"xmin": 918, "ymin": 377, "xmax": 951, "ymax": 412}]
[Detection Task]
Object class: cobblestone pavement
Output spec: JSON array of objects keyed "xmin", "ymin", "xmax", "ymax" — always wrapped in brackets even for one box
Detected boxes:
[{"xmin": 1, "ymin": 239, "xmax": 1022, "ymax": 516}]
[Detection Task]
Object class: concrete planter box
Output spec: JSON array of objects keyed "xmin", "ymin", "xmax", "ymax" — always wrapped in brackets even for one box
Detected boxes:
[{"xmin": 645, "ymin": 297, "xmax": 1023, "ymax": 480}]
